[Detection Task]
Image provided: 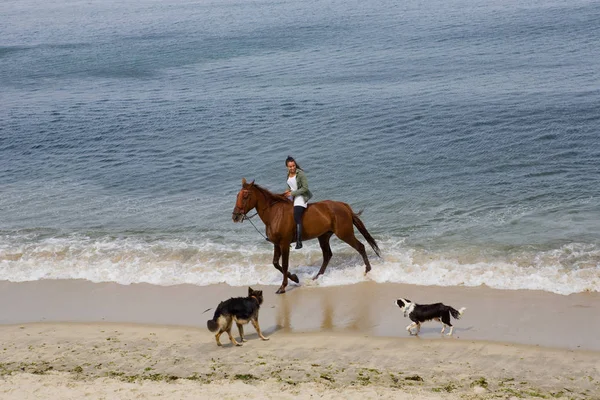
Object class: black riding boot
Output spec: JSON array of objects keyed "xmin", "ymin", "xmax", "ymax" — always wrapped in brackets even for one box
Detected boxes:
[{"xmin": 295, "ymin": 224, "xmax": 303, "ymax": 249}]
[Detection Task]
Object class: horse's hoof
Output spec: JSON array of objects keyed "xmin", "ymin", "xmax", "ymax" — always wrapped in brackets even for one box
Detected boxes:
[
  {"xmin": 290, "ymin": 274, "xmax": 299, "ymax": 283},
  {"xmin": 312, "ymin": 274, "xmax": 321, "ymax": 281},
  {"xmin": 275, "ymin": 287, "xmax": 286, "ymax": 294}
]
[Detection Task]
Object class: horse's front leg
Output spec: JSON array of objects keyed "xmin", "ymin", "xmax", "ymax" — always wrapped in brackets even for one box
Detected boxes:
[
  {"xmin": 273, "ymin": 244, "xmax": 299, "ymax": 284},
  {"xmin": 276, "ymin": 243, "xmax": 291, "ymax": 294}
]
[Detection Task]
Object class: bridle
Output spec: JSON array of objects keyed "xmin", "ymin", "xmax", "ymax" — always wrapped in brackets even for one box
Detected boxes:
[
  {"xmin": 233, "ymin": 189, "xmax": 254, "ymax": 222},
  {"xmin": 233, "ymin": 187, "xmax": 269, "ymax": 242}
]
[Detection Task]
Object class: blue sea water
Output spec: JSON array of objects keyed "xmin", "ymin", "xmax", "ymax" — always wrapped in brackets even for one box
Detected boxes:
[{"xmin": 1, "ymin": 0, "xmax": 599, "ymax": 294}]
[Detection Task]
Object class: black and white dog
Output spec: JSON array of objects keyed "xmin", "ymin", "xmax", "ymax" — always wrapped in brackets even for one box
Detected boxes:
[{"xmin": 395, "ymin": 298, "xmax": 466, "ymax": 336}]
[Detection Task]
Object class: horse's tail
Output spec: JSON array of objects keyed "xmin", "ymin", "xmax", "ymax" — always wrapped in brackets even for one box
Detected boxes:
[{"xmin": 351, "ymin": 211, "xmax": 381, "ymax": 257}]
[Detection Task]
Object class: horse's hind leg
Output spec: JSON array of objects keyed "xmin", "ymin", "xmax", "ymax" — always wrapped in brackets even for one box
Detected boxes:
[
  {"xmin": 336, "ymin": 232, "xmax": 372, "ymax": 274},
  {"xmin": 273, "ymin": 244, "xmax": 299, "ymax": 284},
  {"xmin": 314, "ymin": 232, "xmax": 333, "ymax": 280}
]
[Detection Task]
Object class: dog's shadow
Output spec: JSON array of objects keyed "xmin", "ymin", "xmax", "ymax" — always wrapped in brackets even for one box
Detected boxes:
[
  {"xmin": 219, "ymin": 324, "xmax": 284, "ymax": 347},
  {"xmin": 243, "ymin": 324, "xmax": 283, "ymax": 339},
  {"xmin": 411, "ymin": 325, "xmax": 474, "ymax": 337}
]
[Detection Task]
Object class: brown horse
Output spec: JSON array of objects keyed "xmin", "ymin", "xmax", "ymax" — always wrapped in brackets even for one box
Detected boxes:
[{"xmin": 232, "ymin": 178, "xmax": 381, "ymax": 294}]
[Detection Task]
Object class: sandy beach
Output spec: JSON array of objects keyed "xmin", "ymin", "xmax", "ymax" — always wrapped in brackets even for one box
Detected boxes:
[{"xmin": 1, "ymin": 280, "xmax": 599, "ymax": 399}]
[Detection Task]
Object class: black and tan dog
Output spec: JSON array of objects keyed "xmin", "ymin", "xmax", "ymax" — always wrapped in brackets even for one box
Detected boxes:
[{"xmin": 207, "ymin": 287, "xmax": 270, "ymax": 346}]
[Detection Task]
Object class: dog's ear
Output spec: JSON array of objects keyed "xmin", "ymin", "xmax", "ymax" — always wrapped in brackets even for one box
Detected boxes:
[{"xmin": 248, "ymin": 287, "xmax": 254, "ymax": 296}]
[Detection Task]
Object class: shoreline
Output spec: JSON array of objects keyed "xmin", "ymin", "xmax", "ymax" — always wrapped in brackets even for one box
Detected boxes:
[{"xmin": 1, "ymin": 279, "xmax": 599, "ymax": 350}]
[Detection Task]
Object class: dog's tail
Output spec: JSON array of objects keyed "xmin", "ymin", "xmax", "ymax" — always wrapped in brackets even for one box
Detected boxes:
[
  {"xmin": 450, "ymin": 307, "xmax": 466, "ymax": 320},
  {"xmin": 207, "ymin": 303, "xmax": 223, "ymax": 332},
  {"xmin": 206, "ymin": 319, "xmax": 219, "ymax": 332}
]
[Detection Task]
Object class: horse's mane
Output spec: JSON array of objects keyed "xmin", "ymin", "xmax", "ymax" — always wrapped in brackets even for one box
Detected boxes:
[{"xmin": 252, "ymin": 184, "xmax": 292, "ymax": 205}]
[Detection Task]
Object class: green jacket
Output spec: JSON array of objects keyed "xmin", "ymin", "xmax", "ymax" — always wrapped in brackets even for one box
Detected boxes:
[{"xmin": 287, "ymin": 169, "xmax": 313, "ymax": 203}]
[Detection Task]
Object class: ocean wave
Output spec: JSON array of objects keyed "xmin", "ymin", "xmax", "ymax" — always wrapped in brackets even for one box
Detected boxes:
[{"xmin": 0, "ymin": 235, "xmax": 598, "ymax": 295}]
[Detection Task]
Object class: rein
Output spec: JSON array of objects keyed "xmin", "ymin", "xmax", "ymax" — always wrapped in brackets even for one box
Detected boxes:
[
  {"xmin": 244, "ymin": 212, "xmax": 271, "ymax": 242},
  {"xmin": 242, "ymin": 211, "xmax": 258, "ymax": 221}
]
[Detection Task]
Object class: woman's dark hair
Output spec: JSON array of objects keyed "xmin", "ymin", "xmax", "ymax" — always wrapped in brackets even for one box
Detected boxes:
[{"xmin": 285, "ymin": 155, "xmax": 302, "ymax": 171}]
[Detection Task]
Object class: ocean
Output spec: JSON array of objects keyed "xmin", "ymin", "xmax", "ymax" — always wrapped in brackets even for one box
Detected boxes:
[{"xmin": 1, "ymin": 0, "xmax": 599, "ymax": 295}]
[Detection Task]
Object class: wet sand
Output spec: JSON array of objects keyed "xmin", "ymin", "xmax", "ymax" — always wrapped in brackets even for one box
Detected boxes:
[{"xmin": 1, "ymin": 279, "xmax": 599, "ymax": 350}]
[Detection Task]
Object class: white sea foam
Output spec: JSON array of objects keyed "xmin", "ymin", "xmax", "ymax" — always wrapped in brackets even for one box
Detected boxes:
[{"xmin": 0, "ymin": 236, "xmax": 598, "ymax": 295}]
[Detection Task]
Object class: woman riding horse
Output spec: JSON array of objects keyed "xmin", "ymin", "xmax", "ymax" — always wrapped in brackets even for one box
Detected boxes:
[{"xmin": 232, "ymin": 179, "xmax": 380, "ymax": 294}]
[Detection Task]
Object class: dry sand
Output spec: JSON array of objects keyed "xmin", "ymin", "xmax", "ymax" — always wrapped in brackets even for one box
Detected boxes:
[{"xmin": 1, "ymin": 280, "xmax": 599, "ymax": 399}]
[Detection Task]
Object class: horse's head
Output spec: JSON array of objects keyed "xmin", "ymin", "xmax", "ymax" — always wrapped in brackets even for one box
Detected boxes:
[{"xmin": 232, "ymin": 178, "xmax": 257, "ymax": 223}]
